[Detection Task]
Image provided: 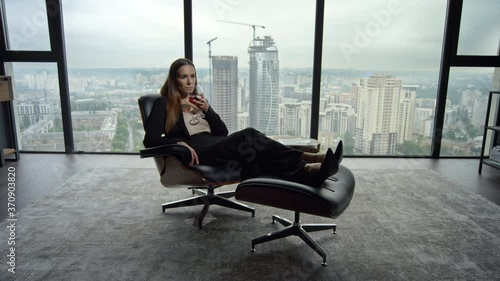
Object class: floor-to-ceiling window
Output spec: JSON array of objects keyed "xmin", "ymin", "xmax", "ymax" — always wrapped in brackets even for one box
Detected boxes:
[
  {"xmin": 457, "ymin": 0, "xmax": 499, "ymax": 56},
  {"xmin": 2, "ymin": 0, "xmax": 65, "ymax": 151},
  {"xmin": 440, "ymin": 0, "xmax": 500, "ymax": 156},
  {"xmin": 61, "ymin": 0, "xmax": 184, "ymax": 152},
  {"xmin": 192, "ymin": 0, "xmax": 316, "ymax": 138},
  {"xmin": 2, "ymin": 0, "xmax": 50, "ymax": 51},
  {"xmin": 441, "ymin": 67, "xmax": 496, "ymax": 156},
  {"xmin": 321, "ymin": 0, "xmax": 447, "ymax": 156},
  {"xmin": 1, "ymin": 0, "xmax": 498, "ymax": 157},
  {"xmin": 5, "ymin": 63, "xmax": 64, "ymax": 151}
]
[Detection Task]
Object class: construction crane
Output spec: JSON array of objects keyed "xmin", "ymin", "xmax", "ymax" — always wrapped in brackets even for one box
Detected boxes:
[
  {"xmin": 207, "ymin": 37, "xmax": 218, "ymax": 59},
  {"xmin": 218, "ymin": 20, "xmax": 265, "ymax": 40},
  {"xmin": 206, "ymin": 37, "xmax": 218, "ymax": 99}
]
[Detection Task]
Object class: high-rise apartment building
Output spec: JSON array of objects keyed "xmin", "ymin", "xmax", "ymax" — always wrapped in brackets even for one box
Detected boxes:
[
  {"xmin": 419, "ymin": 119, "xmax": 434, "ymax": 138},
  {"xmin": 414, "ymin": 107, "xmax": 434, "ymax": 135},
  {"xmin": 459, "ymin": 89, "xmax": 488, "ymax": 127},
  {"xmin": 398, "ymin": 86, "xmax": 417, "ymax": 143},
  {"xmin": 248, "ymin": 36, "xmax": 279, "ymax": 135},
  {"xmin": 211, "ymin": 56, "xmax": 238, "ymax": 133},
  {"xmin": 278, "ymin": 100, "xmax": 311, "ymax": 138},
  {"xmin": 460, "ymin": 89, "xmax": 481, "ymax": 108},
  {"xmin": 355, "ymin": 74, "xmax": 404, "ymax": 155},
  {"xmin": 17, "ymin": 100, "xmax": 53, "ymax": 125},
  {"xmin": 279, "ymin": 102, "xmax": 301, "ymax": 136},
  {"xmin": 444, "ymin": 107, "xmax": 458, "ymax": 127},
  {"xmin": 299, "ymin": 101, "xmax": 312, "ymax": 138},
  {"xmin": 324, "ymin": 103, "xmax": 356, "ymax": 138},
  {"xmin": 471, "ymin": 95, "xmax": 488, "ymax": 126}
]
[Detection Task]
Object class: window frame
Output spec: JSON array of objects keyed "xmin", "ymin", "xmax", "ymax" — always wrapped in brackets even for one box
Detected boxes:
[{"xmin": 0, "ymin": 0, "xmax": 498, "ymax": 157}]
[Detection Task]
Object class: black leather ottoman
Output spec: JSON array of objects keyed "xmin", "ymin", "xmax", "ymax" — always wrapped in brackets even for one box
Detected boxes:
[{"xmin": 235, "ymin": 165, "xmax": 355, "ymax": 266}]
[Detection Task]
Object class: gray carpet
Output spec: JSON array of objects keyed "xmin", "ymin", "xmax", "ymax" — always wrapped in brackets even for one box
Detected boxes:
[{"xmin": 1, "ymin": 168, "xmax": 500, "ymax": 281}]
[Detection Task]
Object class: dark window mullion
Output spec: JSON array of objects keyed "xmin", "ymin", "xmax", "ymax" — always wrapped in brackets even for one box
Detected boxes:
[
  {"xmin": 311, "ymin": 0, "xmax": 325, "ymax": 140},
  {"xmin": 2, "ymin": 50, "xmax": 56, "ymax": 62},
  {"xmin": 184, "ymin": 0, "xmax": 193, "ymax": 61},
  {"xmin": 0, "ymin": 0, "xmax": 8, "ymax": 75},
  {"xmin": 46, "ymin": 0, "xmax": 74, "ymax": 153},
  {"xmin": 452, "ymin": 55, "xmax": 500, "ymax": 67},
  {"xmin": 432, "ymin": 0, "xmax": 463, "ymax": 158}
]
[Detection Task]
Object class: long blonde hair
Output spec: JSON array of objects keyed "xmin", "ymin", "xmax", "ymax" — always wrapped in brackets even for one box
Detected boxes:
[{"xmin": 160, "ymin": 58, "xmax": 197, "ymax": 133}]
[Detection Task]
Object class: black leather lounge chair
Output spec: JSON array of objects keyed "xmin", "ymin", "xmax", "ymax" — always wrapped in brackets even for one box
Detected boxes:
[
  {"xmin": 138, "ymin": 94, "xmax": 255, "ymax": 229},
  {"xmin": 138, "ymin": 94, "xmax": 356, "ymax": 265}
]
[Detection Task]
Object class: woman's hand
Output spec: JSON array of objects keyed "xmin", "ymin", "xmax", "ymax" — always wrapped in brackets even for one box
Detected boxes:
[
  {"xmin": 190, "ymin": 96, "xmax": 210, "ymax": 112},
  {"xmin": 176, "ymin": 141, "xmax": 199, "ymax": 165}
]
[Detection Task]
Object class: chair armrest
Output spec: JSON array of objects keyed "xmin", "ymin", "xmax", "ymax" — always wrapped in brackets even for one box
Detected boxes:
[{"xmin": 139, "ymin": 144, "xmax": 192, "ymax": 166}]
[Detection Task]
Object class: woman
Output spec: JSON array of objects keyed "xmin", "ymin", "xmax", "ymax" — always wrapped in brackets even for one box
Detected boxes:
[{"xmin": 143, "ymin": 58, "xmax": 339, "ymax": 186}]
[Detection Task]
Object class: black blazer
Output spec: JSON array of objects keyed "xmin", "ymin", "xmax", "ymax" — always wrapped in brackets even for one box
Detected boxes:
[{"xmin": 143, "ymin": 96, "xmax": 228, "ymax": 148}]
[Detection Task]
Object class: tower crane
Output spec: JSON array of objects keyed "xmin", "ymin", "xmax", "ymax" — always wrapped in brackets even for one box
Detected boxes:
[
  {"xmin": 207, "ymin": 37, "xmax": 218, "ymax": 59},
  {"xmin": 206, "ymin": 37, "xmax": 218, "ymax": 99},
  {"xmin": 218, "ymin": 20, "xmax": 265, "ymax": 40}
]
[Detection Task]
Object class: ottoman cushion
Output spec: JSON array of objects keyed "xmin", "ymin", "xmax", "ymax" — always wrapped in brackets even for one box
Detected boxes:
[{"xmin": 235, "ymin": 165, "xmax": 355, "ymax": 218}]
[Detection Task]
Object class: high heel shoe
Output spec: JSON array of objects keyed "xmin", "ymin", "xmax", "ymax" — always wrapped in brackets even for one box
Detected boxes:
[
  {"xmin": 334, "ymin": 140, "xmax": 343, "ymax": 164},
  {"xmin": 301, "ymin": 141, "xmax": 344, "ymax": 164},
  {"xmin": 300, "ymin": 148, "xmax": 339, "ymax": 186},
  {"xmin": 317, "ymin": 148, "xmax": 339, "ymax": 183}
]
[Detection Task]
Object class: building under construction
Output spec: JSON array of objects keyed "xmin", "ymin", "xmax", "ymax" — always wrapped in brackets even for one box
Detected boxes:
[{"xmin": 248, "ymin": 36, "xmax": 279, "ymax": 135}]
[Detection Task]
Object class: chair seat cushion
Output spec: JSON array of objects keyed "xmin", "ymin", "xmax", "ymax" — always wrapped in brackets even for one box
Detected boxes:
[
  {"xmin": 188, "ymin": 165, "xmax": 241, "ymax": 184},
  {"xmin": 235, "ymin": 165, "xmax": 355, "ymax": 219}
]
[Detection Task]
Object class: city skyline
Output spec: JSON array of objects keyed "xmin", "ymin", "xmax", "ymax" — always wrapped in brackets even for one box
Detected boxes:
[
  {"xmin": 4, "ymin": 0, "xmax": 499, "ymax": 70},
  {"xmin": 10, "ymin": 63, "xmax": 495, "ymax": 156}
]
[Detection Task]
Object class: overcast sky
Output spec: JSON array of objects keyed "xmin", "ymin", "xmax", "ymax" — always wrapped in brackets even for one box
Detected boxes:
[{"xmin": 4, "ymin": 0, "xmax": 500, "ymax": 71}]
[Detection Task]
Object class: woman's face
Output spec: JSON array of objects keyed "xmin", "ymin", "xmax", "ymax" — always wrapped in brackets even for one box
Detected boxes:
[{"xmin": 176, "ymin": 65, "xmax": 196, "ymax": 98}]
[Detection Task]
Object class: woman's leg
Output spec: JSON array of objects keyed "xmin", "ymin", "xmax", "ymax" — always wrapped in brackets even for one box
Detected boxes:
[
  {"xmin": 197, "ymin": 128, "xmax": 340, "ymax": 186},
  {"xmin": 300, "ymin": 140, "xmax": 343, "ymax": 164},
  {"xmin": 301, "ymin": 152, "xmax": 326, "ymax": 163},
  {"xmin": 197, "ymin": 128, "xmax": 306, "ymax": 180}
]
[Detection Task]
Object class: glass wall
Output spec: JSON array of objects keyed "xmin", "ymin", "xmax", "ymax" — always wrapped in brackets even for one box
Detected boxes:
[
  {"xmin": 2, "ymin": 0, "xmax": 51, "ymax": 51},
  {"xmin": 321, "ymin": 0, "xmax": 447, "ymax": 155},
  {"xmin": 441, "ymin": 67, "xmax": 497, "ymax": 156},
  {"xmin": 61, "ymin": 0, "xmax": 184, "ymax": 152},
  {"xmin": 457, "ymin": 0, "xmax": 500, "ymax": 56},
  {"xmin": 193, "ymin": 0, "xmax": 316, "ymax": 136},
  {"xmin": 2, "ymin": 0, "xmax": 498, "ymax": 156},
  {"xmin": 5, "ymin": 62, "xmax": 64, "ymax": 151}
]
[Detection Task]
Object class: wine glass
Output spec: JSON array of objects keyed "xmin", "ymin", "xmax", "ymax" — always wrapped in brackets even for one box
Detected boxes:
[
  {"xmin": 190, "ymin": 85, "xmax": 203, "ymax": 103},
  {"xmin": 196, "ymin": 85, "xmax": 204, "ymax": 97}
]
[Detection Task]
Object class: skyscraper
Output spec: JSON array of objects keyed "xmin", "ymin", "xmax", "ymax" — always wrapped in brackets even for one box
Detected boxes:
[
  {"xmin": 414, "ymin": 107, "xmax": 434, "ymax": 135},
  {"xmin": 398, "ymin": 86, "xmax": 417, "ymax": 143},
  {"xmin": 211, "ymin": 56, "xmax": 238, "ymax": 133},
  {"xmin": 324, "ymin": 103, "xmax": 356, "ymax": 137},
  {"xmin": 279, "ymin": 101, "xmax": 301, "ymax": 136},
  {"xmin": 471, "ymin": 95, "xmax": 488, "ymax": 126},
  {"xmin": 248, "ymin": 36, "xmax": 279, "ymax": 135},
  {"xmin": 355, "ymin": 74, "xmax": 403, "ymax": 155}
]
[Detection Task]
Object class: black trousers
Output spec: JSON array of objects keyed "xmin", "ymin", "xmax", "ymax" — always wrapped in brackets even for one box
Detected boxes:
[{"xmin": 190, "ymin": 128, "xmax": 306, "ymax": 181}]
